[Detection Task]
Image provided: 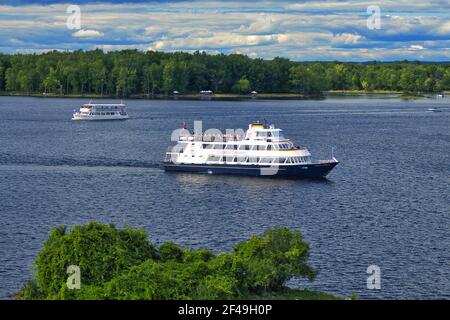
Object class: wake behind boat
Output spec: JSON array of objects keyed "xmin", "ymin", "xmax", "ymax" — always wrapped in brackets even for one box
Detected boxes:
[
  {"xmin": 162, "ymin": 122, "xmax": 339, "ymax": 179},
  {"xmin": 72, "ymin": 102, "xmax": 129, "ymax": 120}
]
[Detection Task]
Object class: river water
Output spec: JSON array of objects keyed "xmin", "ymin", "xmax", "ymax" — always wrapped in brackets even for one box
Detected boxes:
[{"xmin": 0, "ymin": 96, "xmax": 449, "ymax": 299}]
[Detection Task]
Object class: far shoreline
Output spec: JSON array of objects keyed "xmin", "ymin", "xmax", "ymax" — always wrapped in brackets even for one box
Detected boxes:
[{"xmin": 0, "ymin": 90, "xmax": 447, "ymax": 101}]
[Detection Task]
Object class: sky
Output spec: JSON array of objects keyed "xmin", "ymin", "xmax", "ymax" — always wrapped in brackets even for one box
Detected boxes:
[{"xmin": 0, "ymin": 0, "xmax": 449, "ymax": 61}]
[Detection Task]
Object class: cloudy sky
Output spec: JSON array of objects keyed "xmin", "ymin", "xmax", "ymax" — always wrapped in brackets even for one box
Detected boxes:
[{"xmin": 0, "ymin": 0, "xmax": 449, "ymax": 61}]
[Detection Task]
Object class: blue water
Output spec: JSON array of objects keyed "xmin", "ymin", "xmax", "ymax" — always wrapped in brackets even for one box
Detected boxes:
[{"xmin": 0, "ymin": 96, "xmax": 449, "ymax": 300}]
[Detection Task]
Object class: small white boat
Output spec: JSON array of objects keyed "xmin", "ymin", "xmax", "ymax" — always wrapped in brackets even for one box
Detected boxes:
[
  {"xmin": 72, "ymin": 103, "xmax": 129, "ymax": 121},
  {"xmin": 427, "ymin": 108, "xmax": 442, "ymax": 112}
]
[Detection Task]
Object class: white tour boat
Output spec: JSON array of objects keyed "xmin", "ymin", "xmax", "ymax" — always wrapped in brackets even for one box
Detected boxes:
[
  {"xmin": 72, "ymin": 103, "xmax": 129, "ymax": 121},
  {"xmin": 162, "ymin": 122, "xmax": 339, "ymax": 178}
]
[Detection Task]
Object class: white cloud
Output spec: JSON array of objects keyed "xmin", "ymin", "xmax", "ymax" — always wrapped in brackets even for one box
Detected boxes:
[
  {"xmin": 236, "ymin": 14, "xmax": 280, "ymax": 34},
  {"xmin": 332, "ymin": 33, "xmax": 365, "ymax": 45},
  {"xmin": 72, "ymin": 29, "xmax": 104, "ymax": 38},
  {"xmin": 437, "ymin": 21, "xmax": 450, "ymax": 35},
  {"xmin": 0, "ymin": 1, "xmax": 448, "ymax": 61},
  {"xmin": 152, "ymin": 33, "xmax": 277, "ymax": 50},
  {"xmin": 409, "ymin": 44, "xmax": 425, "ymax": 50}
]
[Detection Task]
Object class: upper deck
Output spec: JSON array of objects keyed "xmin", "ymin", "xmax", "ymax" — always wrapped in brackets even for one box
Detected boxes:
[
  {"xmin": 81, "ymin": 103, "xmax": 126, "ymax": 111},
  {"xmin": 178, "ymin": 123, "xmax": 290, "ymax": 144}
]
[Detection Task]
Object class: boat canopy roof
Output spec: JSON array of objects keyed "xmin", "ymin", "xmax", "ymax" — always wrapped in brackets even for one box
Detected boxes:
[{"xmin": 248, "ymin": 123, "xmax": 282, "ymax": 132}]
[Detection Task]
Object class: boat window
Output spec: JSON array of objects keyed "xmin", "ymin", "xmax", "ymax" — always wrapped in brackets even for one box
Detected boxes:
[
  {"xmin": 207, "ymin": 155, "xmax": 220, "ymax": 162},
  {"xmin": 267, "ymin": 144, "xmax": 272, "ymax": 150}
]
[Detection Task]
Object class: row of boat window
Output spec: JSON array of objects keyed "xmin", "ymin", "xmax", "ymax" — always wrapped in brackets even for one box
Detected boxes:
[
  {"xmin": 86, "ymin": 112, "xmax": 124, "ymax": 116},
  {"xmin": 204, "ymin": 156, "xmax": 310, "ymax": 164},
  {"xmin": 255, "ymin": 131, "xmax": 285, "ymax": 139},
  {"xmin": 200, "ymin": 143, "xmax": 293, "ymax": 150}
]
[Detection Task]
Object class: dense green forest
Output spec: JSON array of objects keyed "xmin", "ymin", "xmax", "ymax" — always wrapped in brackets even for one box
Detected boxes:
[
  {"xmin": 0, "ymin": 50, "xmax": 449, "ymax": 97},
  {"xmin": 18, "ymin": 222, "xmax": 338, "ymax": 300}
]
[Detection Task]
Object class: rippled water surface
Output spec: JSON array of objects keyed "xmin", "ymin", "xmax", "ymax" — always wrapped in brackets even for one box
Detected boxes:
[{"xmin": 0, "ymin": 96, "xmax": 449, "ymax": 299}]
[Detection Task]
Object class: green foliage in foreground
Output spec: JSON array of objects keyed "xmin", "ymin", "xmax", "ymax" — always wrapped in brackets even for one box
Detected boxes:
[{"xmin": 18, "ymin": 222, "xmax": 333, "ymax": 300}]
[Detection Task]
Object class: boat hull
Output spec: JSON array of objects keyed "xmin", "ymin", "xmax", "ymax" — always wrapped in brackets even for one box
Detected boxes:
[
  {"xmin": 162, "ymin": 161, "xmax": 338, "ymax": 179},
  {"xmin": 72, "ymin": 114, "xmax": 129, "ymax": 121}
]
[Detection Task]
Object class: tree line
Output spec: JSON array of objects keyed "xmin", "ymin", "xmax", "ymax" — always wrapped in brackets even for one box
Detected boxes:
[{"xmin": 0, "ymin": 49, "xmax": 448, "ymax": 97}]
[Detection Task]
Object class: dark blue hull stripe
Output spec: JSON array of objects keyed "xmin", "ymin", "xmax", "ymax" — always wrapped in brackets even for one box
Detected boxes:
[{"xmin": 162, "ymin": 162, "xmax": 338, "ymax": 178}]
